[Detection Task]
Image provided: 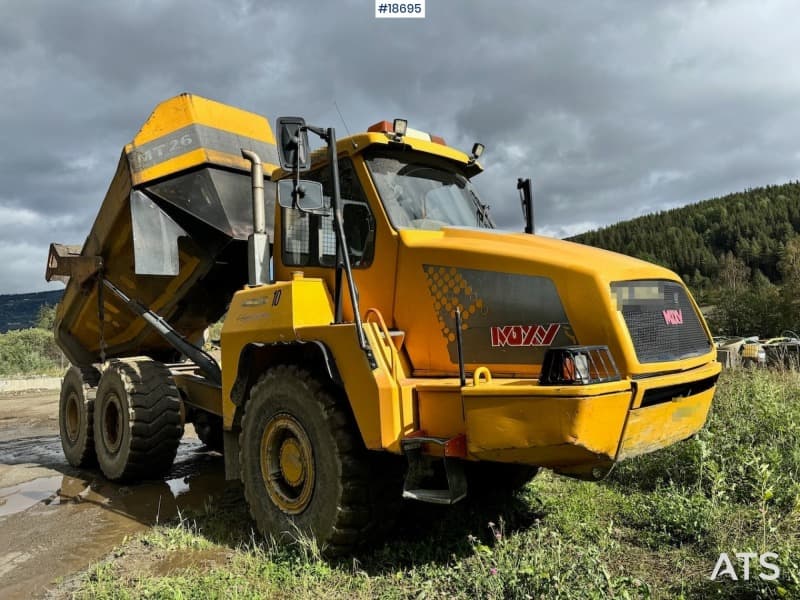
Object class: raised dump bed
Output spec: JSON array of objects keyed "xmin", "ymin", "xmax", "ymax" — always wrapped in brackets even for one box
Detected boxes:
[{"xmin": 47, "ymin": 94, "xmax": 278, "ymax": 368}]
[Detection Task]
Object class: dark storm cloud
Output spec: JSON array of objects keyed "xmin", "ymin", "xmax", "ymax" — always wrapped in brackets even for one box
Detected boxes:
[{"xmin": 1, "ymin": 0, "xmax": 798, "ymax": 292}]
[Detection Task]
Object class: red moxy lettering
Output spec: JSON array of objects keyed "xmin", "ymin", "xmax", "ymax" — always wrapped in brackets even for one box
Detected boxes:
[
  {"xmin": 490, "ymin": 324, "xmax": 561, "ymax": 347},
  {"xmin": 662, "ymin": 309, "xmax": 683, "ymax": 325}
]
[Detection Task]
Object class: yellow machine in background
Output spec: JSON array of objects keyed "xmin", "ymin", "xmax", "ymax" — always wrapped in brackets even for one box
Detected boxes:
[{"xmin": 47, "ymin": 94, "xmax": 720, "ymax": 552}]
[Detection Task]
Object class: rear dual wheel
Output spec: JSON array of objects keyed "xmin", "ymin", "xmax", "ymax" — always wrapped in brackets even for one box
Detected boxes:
[
  {"xmin": 59, "ymin": 366, "xmax": 101, "ymax": 468},
  {"xmin": 93, "ymin": 358, "xmax": 183, "ymax": 481}
]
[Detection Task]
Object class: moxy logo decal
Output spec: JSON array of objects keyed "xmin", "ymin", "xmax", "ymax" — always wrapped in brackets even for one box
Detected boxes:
[
  {"xmin": 662, "ymin": 309, "xmax": 683, "ymax": 325},
  {"xmin": 490, "ymin": 324, "xmax": 561, "ymax": 347}
]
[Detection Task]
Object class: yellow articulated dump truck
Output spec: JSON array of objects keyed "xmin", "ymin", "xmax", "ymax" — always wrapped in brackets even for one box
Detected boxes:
[{"xmin": 47, "ymin": 94, "xmax": 721, "ymax": 552}]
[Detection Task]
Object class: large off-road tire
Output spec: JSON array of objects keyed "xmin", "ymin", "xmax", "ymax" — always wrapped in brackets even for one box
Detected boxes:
[
  {"xmin": 239, "ymin": 365, "xmax": 401, "ymax": 555},
  {"xmin": 93, "ymin": 358, "xmax": 183, "ymax": 481},
  {"xmin": 193, "ymin": 410, "xmax": 224, "ymax": 452},
  {"xmin": 466, "ymin": 461, "xmax": 539, "ymax": 497},
  {"xmin": 59, "ymin": 365, "xmax": 100, "ymax": 468}
]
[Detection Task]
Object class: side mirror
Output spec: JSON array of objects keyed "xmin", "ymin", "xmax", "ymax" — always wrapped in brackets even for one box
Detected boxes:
[
  {"xmin": 278, "ymin": 179, "xmax": 324, "ymax": 212},
  {"xmin": 276, "ymin": 117, "xmax": 311, "ymax": 172}
]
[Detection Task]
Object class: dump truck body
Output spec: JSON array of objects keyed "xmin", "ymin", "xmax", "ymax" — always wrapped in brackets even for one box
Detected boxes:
[{"xmin": 49, "ymin": 94, "xmax": 278, "ymax": 367}]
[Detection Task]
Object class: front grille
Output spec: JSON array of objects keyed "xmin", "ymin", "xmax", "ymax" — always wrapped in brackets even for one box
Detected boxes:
[{"xmin": 612, "ymin": 280, "xmax": 711, "ymax": 364}]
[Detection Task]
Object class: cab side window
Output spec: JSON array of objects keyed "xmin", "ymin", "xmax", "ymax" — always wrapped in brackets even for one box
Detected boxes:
[{"xmin": 281, "ymin": 158, "xmax": 375, "ymax": 268}]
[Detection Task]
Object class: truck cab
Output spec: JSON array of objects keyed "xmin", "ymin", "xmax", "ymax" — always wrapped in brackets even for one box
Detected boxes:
[{"xmin": 224, "ymin": 117, "xmax": 720, "ymax": 481}]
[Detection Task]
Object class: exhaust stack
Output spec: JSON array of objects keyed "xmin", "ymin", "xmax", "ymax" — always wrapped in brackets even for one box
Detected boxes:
[{"xmin": 242, "ymin": 149, "xmax": 270, "ymax": 285}]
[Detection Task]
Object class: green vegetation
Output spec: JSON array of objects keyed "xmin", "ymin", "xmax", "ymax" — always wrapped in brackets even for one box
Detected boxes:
[
  {"xmin": 36, "ymin": 302, "xmax": 56, "ymax": 331},
  {"xmin": 0, "ymin": 301, "xmax": 65, "ymax": 377},
  {"xmin": 0, "ymin": 326, "xmax": 63, "ymax": 377},
  {"xmin": 68, "ymin": 369, "xmax": 800, "ymax": 599},
  {"xmin": 0, "ymin": 296, "xmax": 64, "ymax": 377}
]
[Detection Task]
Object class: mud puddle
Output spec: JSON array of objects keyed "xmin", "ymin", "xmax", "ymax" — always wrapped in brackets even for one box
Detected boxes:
[
  {"xmin": 0, "ymin": 475, "xmax": 63, "ymax": 517},
  {"xmin": 0, "ymin": 409, "xmax": 230, "ymax": 599},
  {"xmin": 0, "ymin": 463, "xmax": 225, "ymax": 524}
]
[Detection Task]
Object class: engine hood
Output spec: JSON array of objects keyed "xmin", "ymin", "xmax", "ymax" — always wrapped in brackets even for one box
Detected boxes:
[
  {"xmin": 392, "ymin": 227, "xmax": 711, "ymax": 377},
  {"xmin": 404, "ymin": 227, "xmax": 680, "ymax": 283}
]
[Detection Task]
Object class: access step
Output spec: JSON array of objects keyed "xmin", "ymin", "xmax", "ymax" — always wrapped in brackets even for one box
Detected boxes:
[{"xmin": 400, "ymin": 433, "xmax": 467, "ymax": 505}]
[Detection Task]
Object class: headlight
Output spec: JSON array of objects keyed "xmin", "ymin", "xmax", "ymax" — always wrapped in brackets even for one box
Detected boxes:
[{"xmin": 540, "ymin": 346, "xmax": 621, "ymax": 385}]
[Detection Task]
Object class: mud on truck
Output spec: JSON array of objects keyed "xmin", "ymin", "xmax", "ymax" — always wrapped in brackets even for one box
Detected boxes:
[{"xmin": 46, "ymin": 94, "xmax": 721, "ymax": 553}]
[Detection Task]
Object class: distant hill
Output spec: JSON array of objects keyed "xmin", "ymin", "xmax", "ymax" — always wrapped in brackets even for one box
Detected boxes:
[
  {"xmin": 0, "ymin": 290, "xmax": 63, "ymax": 332},
  {"xmin": 570, "ymin": 181, "xmax": 800, "ymax": 290}
]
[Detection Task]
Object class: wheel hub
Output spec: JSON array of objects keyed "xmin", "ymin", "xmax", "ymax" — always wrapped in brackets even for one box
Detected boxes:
[
  {"xmin": 260, "ymin": 414, "xmax": 314, "ymax": 515},
  {"xmin": 279, "ymin": 438, "xmax": 305, "ymax": 487},
  {"xmin": 65, "ymin": 391, "xmax": 80, "ymax": 443},
  {"xmin": 102, "ymin": 393, "xmax": 123, "ymax": 454}
]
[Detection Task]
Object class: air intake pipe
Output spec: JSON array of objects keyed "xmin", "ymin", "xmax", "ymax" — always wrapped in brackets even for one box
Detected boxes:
[{"xmin": 241, "ymin": 149, "xmax": 270, "ymax": 285}]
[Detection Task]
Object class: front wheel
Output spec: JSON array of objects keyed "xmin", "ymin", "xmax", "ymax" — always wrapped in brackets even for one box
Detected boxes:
[{"xmin": 239, "ymin": 365, "xmax": 397, "ymax": 555}]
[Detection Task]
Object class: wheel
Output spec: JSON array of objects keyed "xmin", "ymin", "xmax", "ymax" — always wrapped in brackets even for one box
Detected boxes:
[
  {"xmin": 194, "ymin": 410, "xmax": 224, "ymax": 452},
  {"xmin": 466, "ymin": 461, "xmax": 539, "ymax": 497},
  {"xmin": 239, "ymin": 365, "xmax": 401, "ymax": 555},
  {"xmin": 59, "ymin": 365, "xmax": 100, "ymax": 468},
  {"xmin": 93, "ymin": 358, "xmax": 183, "ymax": 481}
]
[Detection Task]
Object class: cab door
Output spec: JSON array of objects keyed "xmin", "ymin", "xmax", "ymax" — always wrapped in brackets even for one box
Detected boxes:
[{"xmin": 273, "ymin": 156, "xmax": 399, "ymax": 325}]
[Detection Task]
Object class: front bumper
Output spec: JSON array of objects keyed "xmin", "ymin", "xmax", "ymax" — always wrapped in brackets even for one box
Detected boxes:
[{"xmin": 461, "ymin": 360, "xmax": 720, "ymax": 477}]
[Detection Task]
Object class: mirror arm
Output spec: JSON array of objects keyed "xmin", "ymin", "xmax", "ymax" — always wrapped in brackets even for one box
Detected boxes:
[
  {"xmin": 325, "ymin": 127, "xmax": 376, "ymax": 368},
  {"xmin": 328, "ymin": 127, "xmax": 345, "ymax": 324},
  {"xmin": 304, "ymin": 124, "xmax": 328, "ymax": 139},
  {"xmin": 292, "ymin": 138, "xmax": 302, "ymax": 209}
]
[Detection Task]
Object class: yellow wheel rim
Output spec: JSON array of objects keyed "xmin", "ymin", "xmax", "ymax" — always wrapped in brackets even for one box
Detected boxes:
[
  {"xmin": 260, "ymin": 414, "xmax": 314, "ymax": 514},
  {"xmin": 102, "ymin": 393, "xmax": 123, "ymax": 454},
  {"xmin": 65, "ymin": 391, "xmax": 81, "ymax": 443}
]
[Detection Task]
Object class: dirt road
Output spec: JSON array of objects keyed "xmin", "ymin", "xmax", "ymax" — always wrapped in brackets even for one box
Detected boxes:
[{"xmin": 0, "ymin": 389, "xmax": 226, "ymax": 599}]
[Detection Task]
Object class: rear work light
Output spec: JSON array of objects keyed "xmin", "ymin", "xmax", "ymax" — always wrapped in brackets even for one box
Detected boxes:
[{"xmin": 539, "ymin": 346, "xmax": 621, "ymax": 385}]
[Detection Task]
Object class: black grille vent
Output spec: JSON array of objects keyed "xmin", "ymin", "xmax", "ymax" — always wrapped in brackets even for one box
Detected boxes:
[
  {"xmin": 612, "ymin": 280, "xmax": 711, "ymax": 364},
  {"xmin": 639, "ymin": 375, "xmax": 718, "ymax": 408}
]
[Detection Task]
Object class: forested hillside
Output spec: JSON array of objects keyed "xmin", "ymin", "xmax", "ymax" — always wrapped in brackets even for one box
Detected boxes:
[
  {"xmin": 571, "ymin": 182, "xmax": 800, "ymax": 292},
  {"xmin": 0, "ymin": 290, "xmax": 62, "ymax": 332}
]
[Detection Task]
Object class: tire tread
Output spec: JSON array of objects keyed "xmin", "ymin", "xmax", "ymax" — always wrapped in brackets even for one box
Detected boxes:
[
  {"xmin": 94, "ymin": 358, "xmax": 183, "ymax": 481},
  {"xmin": 239, "ymin": 365, "xmax": 402, "ymax": 555}
]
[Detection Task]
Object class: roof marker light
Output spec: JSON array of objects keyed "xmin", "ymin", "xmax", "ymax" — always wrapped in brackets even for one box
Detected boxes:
[
  {"xmin": 367, "ymin": 120, "xmax": 393, "ymax": 133},
  {"xmin": 365, "ymin": 119, "xmax": 447, "ymax": 146}
]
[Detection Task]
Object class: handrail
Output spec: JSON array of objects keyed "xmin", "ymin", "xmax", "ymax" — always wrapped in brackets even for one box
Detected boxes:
[{"xmin": 364, "ymin": 307, "xmax": 396, "ymax": 377}]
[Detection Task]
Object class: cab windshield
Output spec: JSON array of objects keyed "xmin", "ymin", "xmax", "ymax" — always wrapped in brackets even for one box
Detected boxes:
[{"xmin": 365, "ymin": 149, "xmax": 493, "ymax": 231}]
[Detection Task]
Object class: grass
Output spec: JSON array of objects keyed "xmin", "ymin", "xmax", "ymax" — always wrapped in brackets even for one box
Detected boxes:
[
  {"xmin": 0, "ymin": 327, "xmax": 65, "ymax": 377},
  {"xmin": 66, "ymin": 368, "xmax": 800, "ymax": 599}
]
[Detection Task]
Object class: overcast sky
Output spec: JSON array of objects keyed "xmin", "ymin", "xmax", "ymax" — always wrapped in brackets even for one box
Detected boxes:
[{"xmin": 2, "ymin": 0, "xmax": 799, "ymax": 294}]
